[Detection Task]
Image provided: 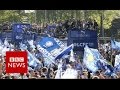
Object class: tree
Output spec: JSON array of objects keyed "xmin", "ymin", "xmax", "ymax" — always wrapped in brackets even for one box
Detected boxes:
[
  {"xmin": 110, "ymin": 18, "xmax": 120, "ymax": 39},
  {"xmin": 0, "ymin": 10, "xmax": 23, "ymax": 23}
]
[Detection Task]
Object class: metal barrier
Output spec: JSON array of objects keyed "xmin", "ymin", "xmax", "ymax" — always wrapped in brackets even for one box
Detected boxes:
[{"xmin": 98, "ymin": 37, "xmax": 111, "ymax": 43}]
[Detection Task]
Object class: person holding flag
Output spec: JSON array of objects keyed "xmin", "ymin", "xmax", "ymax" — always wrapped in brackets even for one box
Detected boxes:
[{"xmin": 83, "ymin": 45, "xmax": 115, "ymax": 77}]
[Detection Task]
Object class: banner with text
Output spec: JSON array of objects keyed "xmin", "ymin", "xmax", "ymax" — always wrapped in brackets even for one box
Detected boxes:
[
  {"xmin": 67, "ymin": 29, "xmax": 98, "ymax": 51},
  {"xmin": 37, "ymin": 37, "xmax": 73, "ymax": 62}
]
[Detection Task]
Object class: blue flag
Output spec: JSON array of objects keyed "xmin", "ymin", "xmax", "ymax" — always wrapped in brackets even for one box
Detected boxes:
[
  {"xmin": 83, "ymin": 45, "xmax": 98, "ymax": 72},
  {"xmin": 115, "ymin": 41, "xmax": 120, "ymax": 50},
  {"xmin": 111, "ymin": 40, "xmax": 116, "ymax": 49},
  {"xmin": 37, "ymin": 37, "xmax": 73, "ymax": 62},
  {"xmin": 90, "ymin": 48, "xmax": 104, "ymax": 60},
  {"xmin": 111, "ymin": 39, "xmax": 120, "ymax": 50},
  {"xmin": 4, "ymin": 38, "xmax": 9, "ymax": 47},
  {"xmin": 27, "ymin": 50, "xmax": 41, "ymax": 68},
  {"xmin": 83, "ymin": 45, "xmax": 114, "ymax": 74},
  {"xmin": 20, "ymin": 42, "xmax": 27, "ymax": 51},
  {"xmin": 0, "ymin": 39, "xmax": 3, "ymax": 46},
  {"xmin": 27, "ymin": 40, "xmax": 36, "ymax": 51}
]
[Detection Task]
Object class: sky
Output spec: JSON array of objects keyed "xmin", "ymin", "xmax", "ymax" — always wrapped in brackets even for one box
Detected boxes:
[{"xmin": 24, "ymin": 10, "xmax": 35, "ymax": 13}]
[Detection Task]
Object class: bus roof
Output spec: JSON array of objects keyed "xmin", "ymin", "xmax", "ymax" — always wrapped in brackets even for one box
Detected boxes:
[{"xmin": 12, "ymin": 23, "xmax": 31, "ymax": 25}]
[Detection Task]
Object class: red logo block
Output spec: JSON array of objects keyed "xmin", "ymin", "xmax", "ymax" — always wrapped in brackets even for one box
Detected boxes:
[{"xmin": 6, "ymin": 51, "xmax": 28, "ymax": 73}]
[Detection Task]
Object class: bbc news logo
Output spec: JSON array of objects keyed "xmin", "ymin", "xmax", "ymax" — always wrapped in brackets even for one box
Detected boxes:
[{"xmin": 6, "ymin": 51, "xmax": 28, "ymax": 73}]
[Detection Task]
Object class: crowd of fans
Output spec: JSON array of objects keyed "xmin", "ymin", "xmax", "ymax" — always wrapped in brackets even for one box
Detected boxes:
[
  {"xmin": 1, "ymin": 20, "xmax": 117, "ymax": 79},
  {"xmin": 44, "ymin": 19, "xmax": 98, "ymax": 38},
  {"xmin": 0, "ymin": 19, "xmax": 99, "ymax": 39},
  {"xmin": 0, "ymin": 41, "xmax": 119, "ymax": 79}
]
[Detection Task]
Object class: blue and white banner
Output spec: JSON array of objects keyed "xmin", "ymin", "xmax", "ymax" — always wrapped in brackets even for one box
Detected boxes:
[
  {"xmin": 20, "ymin": 42, "xmax": 27, "ymax": 51},
  {"xmin": 27, "ymin": 50, "xmax": 41, "ymax": 68},
  {"xmin": 27, "ymin": 40, "xmax": 36, "ymax": 51},
  {"xmin": 111, "ymin": 39, "xmax": 120, "ymax": 50},
  {"xmin": 2, "ymin": 32, "xmax": 12, "ymax": 41},
  {"xmin": 67, "ymin": 29, "xmax": 98, "ymax": 51},
  {"xmin": 12, "ymin": 23, "xmax": 31, "ymax": 42},
  {"xmin": 83, "ymin": 45, "xmax": 114, "ymax": 74},
  {"xmin": 83, "ymin": 45, "xmax": 98, "ymax": 72},
  {"xmin": 37, "ymin": 37, "xmax": 73, "ymax": 62}
]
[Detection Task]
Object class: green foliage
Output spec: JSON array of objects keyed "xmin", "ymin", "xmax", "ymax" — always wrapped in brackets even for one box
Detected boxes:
[
  {"xmin": 110, "ymin": 18, "xmax": 120, "ymax": 38},
  {"xmin": 0, "ymin": 10, "xmax": 22, "ymax": 23},
  {"xmin": 103, "ymin": 10, "xmax": 120, "ymax": 29},
  {"xmin": 0, "ymin": 10, "xmax": 120, "ymax": 31}
]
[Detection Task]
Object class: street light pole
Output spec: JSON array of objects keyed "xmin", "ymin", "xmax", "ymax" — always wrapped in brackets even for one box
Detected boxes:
[{"xmin": 101, "ymin": 10, "xmax": 105, "ymax": 43}]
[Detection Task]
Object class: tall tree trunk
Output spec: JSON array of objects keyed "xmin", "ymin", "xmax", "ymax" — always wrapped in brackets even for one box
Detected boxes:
[
  {"xmin": 44, "ymin": 10, "xmax": 47, "ymax": 23},
  {"xmin": 54, "ymin": 10, "xmax": 57, "ymax": 22},
  {"xmin": 75, "ymin": 10, "xmax": 77, "ymax": 19},
  {"xmin": 47, "ymin": 10, "xmax": 50, "ymax": 23},
  {"xmin": 71, "ymin": 10, "xmax": 74, "ymax": 19},
  {"xmin": 60, "ymin": 10, "xmax": 62, "ymax": 20},
  {"xmin": 84, "ymin": 10, "xmax": 88, "ymax": 20}
]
